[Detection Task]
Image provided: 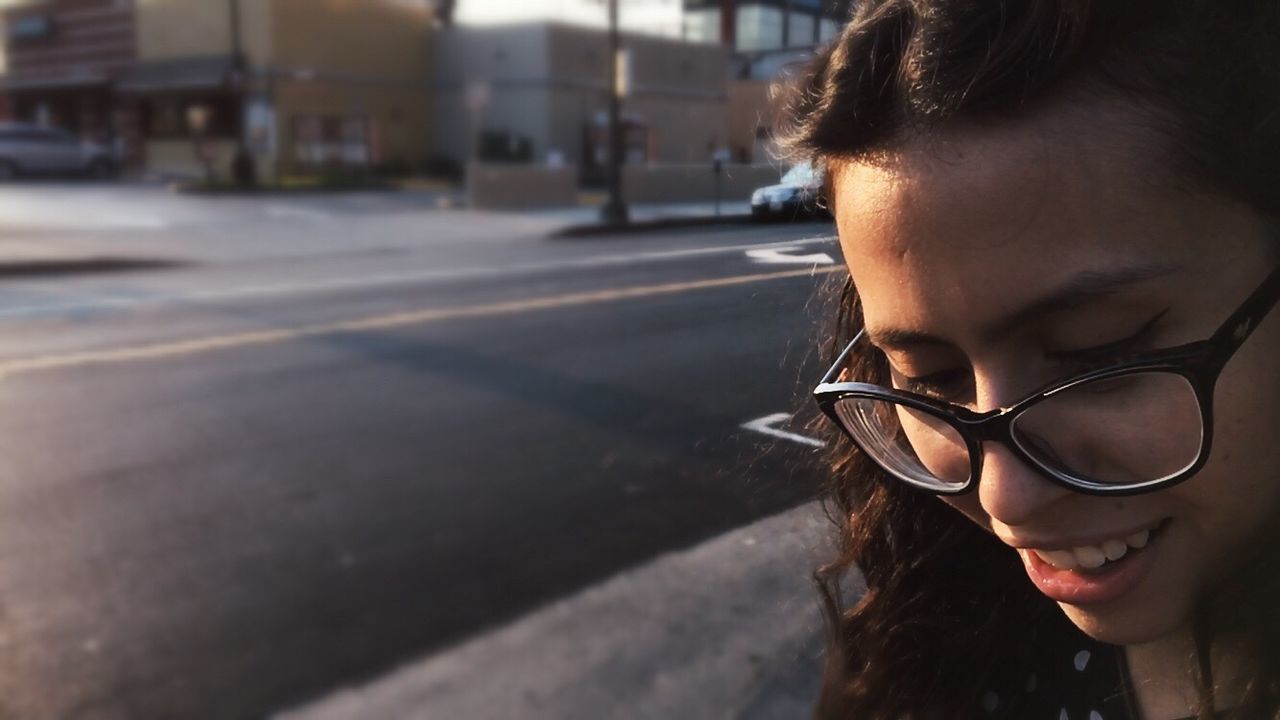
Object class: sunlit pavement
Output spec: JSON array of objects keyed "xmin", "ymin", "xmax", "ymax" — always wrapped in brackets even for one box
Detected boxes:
[
  {"xmin": 0, "ymin": 183, "xmax": 838, "ymax": 719},
  {"xmin": 279, "ymin": 503, "xmax": 833, "ymax": 720}
]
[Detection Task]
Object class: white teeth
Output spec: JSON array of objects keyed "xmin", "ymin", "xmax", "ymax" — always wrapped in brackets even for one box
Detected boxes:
[
  {"xmin": 1072, "ymin": 545, "xmax": 1107, "ymax": 569},
  {"xmin": 1102, "ymin": 539, "xmax": 1129, "ymax": 561},
  {"xmin": 1032, "ymin": 526, "xmax": 1158, "ymax": 572},
  {"xmin": 1125, "ymin": 529, "xmax": 1150, "ymax": 549},
  {"xmin": 1035, "ymin": 549, "xmax": 1080, "ymax": 570}
]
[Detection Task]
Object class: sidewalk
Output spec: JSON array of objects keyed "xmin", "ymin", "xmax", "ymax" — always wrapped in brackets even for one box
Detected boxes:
[
  {"xmin": 276, "ymin": 502, "xmax": 839, "ymax": 720},
  {"xmin": 0, "ymin": 197, "xmax": 760, "ymax": 276},
  {"xmin": 535, "ymin": 200, "xmax": 753, "ymax": 236}
]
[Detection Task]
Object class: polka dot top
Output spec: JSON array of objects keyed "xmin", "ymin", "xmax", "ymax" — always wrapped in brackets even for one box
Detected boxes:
[{"xmin": 974, "ymin": 629, "xmax": 1195, "ymax": 720}]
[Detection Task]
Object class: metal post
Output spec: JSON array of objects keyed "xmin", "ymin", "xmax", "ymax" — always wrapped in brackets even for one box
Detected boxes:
[
  {"xmin": 229, "ymin": 0, "xmax": 256, "ymax": 186},
  {"xmin": 713, "ymin": 158, "xmax": 722, "ymax": 217},
  {"xmin": 720, "ymin": 0, "xmax": 736, "ymax": 51},
  {"xmin": 781, "ymin": 0, "xmax": 792, "ymax": 49},
  {"xmin": 600, "ymin": 0, "xmax": 629, "ymax": 225}
]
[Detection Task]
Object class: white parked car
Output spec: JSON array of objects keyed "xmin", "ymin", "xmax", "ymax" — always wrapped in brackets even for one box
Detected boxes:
[
  {"xmin": 750, "ymin": 162, "xmax": 827, "ymax": 220},
  {"xmin": 0, "ymin": 123, "xmax": 118, "ymax": 180}
]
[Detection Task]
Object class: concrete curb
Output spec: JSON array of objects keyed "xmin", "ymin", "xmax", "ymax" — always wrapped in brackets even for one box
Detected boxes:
[
  {"xmin": 276, "ymin": 501, "xmax": 838, "ymax": 720},
  {"xmin": 551, "ymin": 213, "xmax": 757, "ymax": 238}
]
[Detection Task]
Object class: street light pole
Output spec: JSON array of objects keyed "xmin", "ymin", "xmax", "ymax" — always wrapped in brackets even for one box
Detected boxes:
[
  {"xmin": 229, "ymin": 0, "xmax": 256, "ymax": 186},
  {"xmin": 600, "ymin": 0, "xmax": 628, "ymax": 225}
]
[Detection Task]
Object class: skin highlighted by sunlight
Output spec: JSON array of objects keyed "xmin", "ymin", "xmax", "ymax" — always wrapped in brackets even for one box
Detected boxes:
[{"xmin": 826, "ymin": 97, "xmax": 1280, "ymax": 711}]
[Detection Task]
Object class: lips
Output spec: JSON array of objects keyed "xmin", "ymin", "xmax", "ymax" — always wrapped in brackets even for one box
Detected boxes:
[{"xmin": 1018, "ymin": 521, "xmax": 1168, "ymax": 606}]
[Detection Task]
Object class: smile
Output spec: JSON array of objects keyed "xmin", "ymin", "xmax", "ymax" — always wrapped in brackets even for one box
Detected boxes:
[
  {"xmin": 1018, "ymin": 520, "xmax": 1170, "ymax": 605},
  {"xmin": 1030, "ymin": 526, "xmax": 1153, "ymax": 571}
]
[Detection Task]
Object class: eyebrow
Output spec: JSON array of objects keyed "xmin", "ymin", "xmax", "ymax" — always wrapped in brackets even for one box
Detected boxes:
[{"xmin": 866, "ymin": 262, "xmax": 1183, "ymax": 350}]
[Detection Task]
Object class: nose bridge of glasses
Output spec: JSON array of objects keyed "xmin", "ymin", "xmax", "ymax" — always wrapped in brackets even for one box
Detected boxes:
[{"xmin": 960, "ymin": 404, "xmax": 1019, "ymax": 443}]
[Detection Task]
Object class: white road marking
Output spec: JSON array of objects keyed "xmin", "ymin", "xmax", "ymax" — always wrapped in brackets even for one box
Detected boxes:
[
  {"xmin": 0, "ymin": 268, "xmax": 842, "ymax": 379},
  {"xmin": 265, "ymin": 205, "xmax": 332, "ymax": 222},
  {"xmin": 0, "ymin": 235, "xmax": 838, "ymax": 320},
  {"xmin": 745, "ymin": 247, "xmax": 835, "ymax": 265},
  {"xmin": 0, "ymin": 215, "xmax": 167, "ymax": 231},
  {"xmin": 102, "ymin": 215, "xmax": 169, "ymax": 230},
  {"xmin": 741, "ymin": 412, "xmax": 826, "ymax": 448}
]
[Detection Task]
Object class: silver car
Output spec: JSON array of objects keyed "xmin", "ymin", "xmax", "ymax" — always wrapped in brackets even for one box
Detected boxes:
[
  {"xmin": 0, "ymin": 123, "xmax": 118, "ymax": 180},
  {"xmin": 750, "ymin": 162, "xmax": 826, "ymax": 220}
]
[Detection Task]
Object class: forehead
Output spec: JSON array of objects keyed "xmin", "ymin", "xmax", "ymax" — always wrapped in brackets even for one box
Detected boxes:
[{"xmin": 829, "ymin": 106, "xmax": 1222, "ymax": 338}]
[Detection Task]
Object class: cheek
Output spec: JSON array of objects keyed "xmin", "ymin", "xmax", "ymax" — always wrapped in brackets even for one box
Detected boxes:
[
  {"xmin": 1198, "ymin": 329, "xmax": 1280, "ymax": 525},
  {"xmin": 939, "ymin": 495, "xmax": 993, "ymax": 533},
  {"xmin": 1187, "ymin": 398, "xmax": 1280, "ymax": 540}
]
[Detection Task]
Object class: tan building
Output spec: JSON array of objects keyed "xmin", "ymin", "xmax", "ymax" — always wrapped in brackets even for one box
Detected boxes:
[
  {"xmin": 127, "ymin": 0, "xmax": 434, "ymax": 181},
  {"xmin": 726, "ymin": 49, "xmax": 817, "ymax": 164},
  {"xmin": 433, "ymin": 22, "xmax": 731, "ymax": 182},
  {"xmin": 0, "ymin": 0, "xmax": 434, "ymax": 182}
]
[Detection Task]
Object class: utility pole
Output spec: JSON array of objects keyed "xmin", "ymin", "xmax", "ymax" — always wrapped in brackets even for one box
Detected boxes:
[
  {"xmin": 720, "ymin": 0, "xmax": 736, "ymax": 51},
  {"xmin": 781, "ymin": 0, "xmax": 791, "ymax": 49},
  {"xmin": 229, "ymin": 0, "xmax": 256, "ymax": 186},
  {"xmin": 600, "ymin": 0, "xmax": 628, "ymax": 225}
]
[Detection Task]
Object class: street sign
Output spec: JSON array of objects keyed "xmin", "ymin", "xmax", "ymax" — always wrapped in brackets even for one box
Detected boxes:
[{"xmin": 614, "ymin": 48, "xmax": 632, "ymax": 99}]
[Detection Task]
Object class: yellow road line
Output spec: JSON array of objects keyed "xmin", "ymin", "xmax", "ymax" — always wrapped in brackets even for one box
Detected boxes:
[{"xmin": 0, "ymin": 266, "xmax": 843, "ymax": 380}]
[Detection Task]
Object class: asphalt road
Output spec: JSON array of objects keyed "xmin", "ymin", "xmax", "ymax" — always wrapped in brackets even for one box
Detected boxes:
[{"xmin": 0, "ymin": 191, "xmax": 841, "ymax": 719}]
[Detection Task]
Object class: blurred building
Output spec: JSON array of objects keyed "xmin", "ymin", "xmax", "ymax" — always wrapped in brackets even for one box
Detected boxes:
[
  {"xmin": 0, "ymin": 0, "xmax": 139, "ymax": 159},
  {"xmin": 433, "ymin": 22, "xmax": 731, "ymax": 181},
  {"xmin": 687, "ymin": 1, "xmax": 848, "ymax": 163},
  {"xmin": 453, "ymin": 0, "xmax": 685, "ymax": 38},
  {"xmin": 684, "ymin": 0, "xmax": 842, "ymax": 51},
  {"xmin": 0, "ymin": 0, "xmax": 434, "ymax": 181}
]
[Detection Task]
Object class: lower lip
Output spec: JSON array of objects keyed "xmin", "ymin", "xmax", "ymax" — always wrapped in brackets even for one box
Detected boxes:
[{"xmin": 1020, "ymin": 523, "xmax": 1167, "ymax": 606}]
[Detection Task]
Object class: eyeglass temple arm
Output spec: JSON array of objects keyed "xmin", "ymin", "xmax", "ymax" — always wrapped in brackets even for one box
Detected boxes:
[
  {"xmin": 1211, "ymin": 266, "xmax": 1280, "ymax": 352},
  {"xmin": 819, "ymin": 330, "xmax": 866, "ymax": 386}
]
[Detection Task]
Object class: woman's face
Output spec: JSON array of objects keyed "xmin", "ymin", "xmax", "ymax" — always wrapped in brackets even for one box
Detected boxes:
[{"xmin": 831, "ymin": 103, "xmax": 1280, "ymax": 645}]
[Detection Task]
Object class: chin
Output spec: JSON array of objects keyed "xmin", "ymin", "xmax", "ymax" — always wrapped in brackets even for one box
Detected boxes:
[{"xmin": 1057, "ymin": 599, "xmax": 1189, "ymax": 646}]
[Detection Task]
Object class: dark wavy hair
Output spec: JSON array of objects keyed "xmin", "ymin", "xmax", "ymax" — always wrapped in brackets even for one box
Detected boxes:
[{"xmin": 780, "ymin": 1, "xmax": 1280, "ymax": 718}]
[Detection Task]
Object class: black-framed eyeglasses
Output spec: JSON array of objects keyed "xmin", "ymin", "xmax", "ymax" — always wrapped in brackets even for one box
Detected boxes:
[{"xmin": 813, "ymin": 266, "xmax": 1280, "ymax": 496}]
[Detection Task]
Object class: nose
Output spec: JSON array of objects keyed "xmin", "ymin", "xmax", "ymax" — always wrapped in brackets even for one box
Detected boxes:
[
  {"xmin": 967, "ymin": 369, "xmax": 1072, "ymax": 524},
  {"xmin": 975, "ymin": 442, "xmax": 1071, "ymax": 527}
]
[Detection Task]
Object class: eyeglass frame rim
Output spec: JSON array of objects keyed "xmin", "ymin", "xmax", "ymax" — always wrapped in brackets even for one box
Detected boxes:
[{"xmin": 812, "ymin": 265, "xmax": 1280, "ymax": 497}]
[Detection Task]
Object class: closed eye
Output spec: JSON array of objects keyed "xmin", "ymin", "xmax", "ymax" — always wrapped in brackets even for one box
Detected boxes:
[
  {"xmin": 1047, "ymin": 307, "xmax": 1171, "ymax": 369},
  {"xmin": 895, "ymin": 367, "xmax": 974, "ymax": 403}
]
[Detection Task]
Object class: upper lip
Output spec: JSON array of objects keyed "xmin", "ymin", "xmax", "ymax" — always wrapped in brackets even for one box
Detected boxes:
[{"xmin": 1001, "ymin": 519, "xmax": 1166, "ymax": 551}]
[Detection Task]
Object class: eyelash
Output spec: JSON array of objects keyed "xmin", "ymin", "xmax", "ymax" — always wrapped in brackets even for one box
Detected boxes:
[
  {"xmin": 1047, "ymin": 308, "xmax": 1170, "ymax": 369},
  {"xmin": 898, "ymin": 368, "xmax": 972, "ymax": 402},
  {"xmin": 894, "ymin": 308, "xmax": 1171, "ymax": 402}
]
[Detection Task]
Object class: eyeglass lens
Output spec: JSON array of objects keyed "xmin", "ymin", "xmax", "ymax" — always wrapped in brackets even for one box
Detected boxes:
[{"xmin": 833, "ymin": 371, "xmax": 1205, "ymax": 491}]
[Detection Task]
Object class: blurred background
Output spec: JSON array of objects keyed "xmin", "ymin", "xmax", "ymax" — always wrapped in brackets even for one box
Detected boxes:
[{"xmin": 0, "ymin": 1, "xmax": 849, "ymax": 717}]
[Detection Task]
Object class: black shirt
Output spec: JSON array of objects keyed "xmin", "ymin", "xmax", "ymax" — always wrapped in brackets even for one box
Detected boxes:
[{"xmin": 976, "ymin": 628, "xmax": 1195, "ymax": 720}]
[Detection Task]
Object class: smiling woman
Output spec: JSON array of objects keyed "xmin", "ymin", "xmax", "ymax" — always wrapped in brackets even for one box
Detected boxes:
[{"xmin": 782, "ymin": 1, "xmax": 1280, "ymax": 718}]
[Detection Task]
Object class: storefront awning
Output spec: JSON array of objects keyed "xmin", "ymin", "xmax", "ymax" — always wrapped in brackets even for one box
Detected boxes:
[
  {"xmin": 116, "ymin": 56, "xmax": 235, "ymax": 93},
  {"xmin": 0, "ymin": 70, "xmax": 110, "ymax": 92}
]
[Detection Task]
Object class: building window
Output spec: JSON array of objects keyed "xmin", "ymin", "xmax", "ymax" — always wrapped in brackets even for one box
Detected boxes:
[
  {"xmin": 820, "ymin": 18, "xmax": 839, "ymax": 42},
  {"xmin": 292, "ymin": 115, "xmax": 370, "ymax": 168},
  {"xmin": 788, "ymin": 12, "xmax": 816, "ymax": 47},
  {"xmin": 149, "ymin": 98, "xmax": 182, "ymax": 137},
  {"xmin": 683, "ymin": 7, "xmax": 720, "ymax": 44},
  {"xmin": 142, "ymin": 95, "xmax": 236, "ymax": 140},
  {"xmin": 737, "ymin": 5, "xmax": 784, "ymax": 52}
]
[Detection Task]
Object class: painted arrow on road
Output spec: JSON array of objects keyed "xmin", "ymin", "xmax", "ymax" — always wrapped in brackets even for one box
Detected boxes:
[
  {"xmin": 744, "ymin": 247, "xmax": 836, "ymax": 265},
  {"xmin": 740, "ymin": 412, "xmax": 826, "ymax": 448}
]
